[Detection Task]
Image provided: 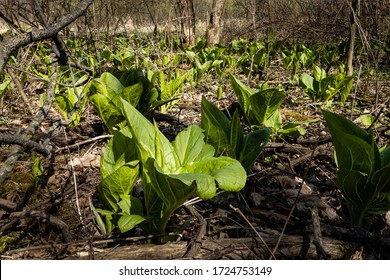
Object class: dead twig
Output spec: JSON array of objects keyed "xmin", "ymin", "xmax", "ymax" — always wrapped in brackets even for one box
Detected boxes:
[
  {"xmin": 0, "ymin": 132, "xmax": 52, "ymax": 156},
  {"xmin": 0, "ymin": 56, "xmax": 58, "ymax": 186},
  {"xmin": 0, "ymin": 0, "xmax": 93, "ymax": 73},
  {"xmin": 269, "ymin": 143, "xmax": 319, "ymax": 259},
  {"xmin": 54, "ymin": 135, "xmax": 113, "ymax": 153},
  {"xmin": 311, "ymin": 206, "xmax": 328, "ymax": 259},
  {"xmin": 0, "ymin": 197, "xmax": 20, "ymax": 212},
  {"xmin": 183, "ymin": 205, "xmax": 207, "ymax": 258},
  {"xmin": 9, "ymin": 210, "xmax": 73, "ymax": 243},
  {"xmin": 7, "ymin": 69, "xmax": 34, "ymax": 115},
  {"xmin": 229, "ymin": 204, "xmax": 276, "ymax": 259}
]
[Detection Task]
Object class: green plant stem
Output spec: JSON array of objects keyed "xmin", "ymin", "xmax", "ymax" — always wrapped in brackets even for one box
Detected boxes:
[{"xmin": 156, "ymin": 210, "xmax": 176, "ymax": 244}]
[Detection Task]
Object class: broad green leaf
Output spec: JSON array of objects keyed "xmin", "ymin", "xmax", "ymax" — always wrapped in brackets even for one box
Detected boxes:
[
  {"xmin": 158, "ymin": 71, "xmax": 188, "ymax": 101},
  {"xmin": 169, "ymin": 172, "xmax": 216, "ymax": 200},
  {"xmin": 340, "ymin": 76, "xmax": 354, "ymax": 102},
  {"xmin": 118, "ymin": 214, "xmax": 145, "ymax": 233},
  {"xmin": 98, "ymin": 162, "xmax": 139, "ymax": 211},
  {"xmin": 121, "ymin": 99, "xmax": 179, "ymax": 172},
  {"xmin": 0, "ymin": 78, "xmax": 10, "ymax": 99},
  {"xmin": 323, "ymin": 110, "xmax": 379, "ymax": 174},
  {"xmin": 100, "ymin": 72, "xmax": 124, "ymax": 96},
  {"xmin": 188, "ymin": 156, "xmax": 247, "ymax": 196},
  {"xmin": 239, "ymin": 128, "xmax": 270, "ymax": 171},
  {"xmin": 89, "ymin": 91, "xmax": 125, "ymax": 133},
  {"xmin": 201, "ymin": 60, "xmax": 213, "ymax": 72},
  {"xmin": 323, "ymin": 110, "xmax": 373, "ymax": 144},
  {"xmin": 130, "ymin": 196, "xmax": 144, "ymax": 216},
  {"xmin": 362, "ymin": 194, "xmax": 390, "ymax": 229},
  {"xmin": 144, "ymin": 158, "xmax": 197, "ymax": 233},
  {"xmin": 230, "ymin": 109, "xmax": 244, "ymax": 159},
  {"xmin": 299, "ymin": 73, "xmax": 314, "ymax": 91},
  {"xmin": 140, "ymin": 173, "xmax": 163, "ymax": 233},
  {"xmin": 338, "ymin": 168, "xmax": 390, "ymax": 229},
  {"xmin": 117, "ymin": 194, "xmax": 143, "ymax": 218},
  {"xmin": 121, "ymin": 82, "xmax": 144, "ymax": 107},
  {"xmin": 32, "ymin": 156, "xmax": 43, "ymax": 183},
  {"xmin": 337, "ymin": 169, "xmax": 369, "ymax": 214},
  {"xmin": 229, "ymin": 73, "xmax": 257, "ymax": 124},
  {"xmin": 320, "ymin": 76, "xmax": 342, "ymax": 101},
  {"xmin": 264, "ymin": 109, "xmax": 282, "ymax": 129},
  {"xmin": 201, "ymin": 96, "xmax": 231, "ymax": 155},
  {"xmin": 359, "ymin": 114, "xmax": 374, "ymax": 127},
  {"xmin": 172, "ymin": 125, "xmax": 215, "ymax": 166},
  {"xmin": 146, "ymin": 159, "xmax": 197, "ymax": 208},
  {"xmin": 95, "ymin": 208, "xmax": 114, "ymax": 233},
  {"xmin": 326, "ymin": 110, "xmax": 390, "ymax": 229},
  {"xmin": 100, "ymin": 126, "xmax": 137, "ymax": 179},
  {"xmin": 371, "ymin": 165, "xmax": 390, "ymax": 193},
  {"xmin": 156, "ymin": 72, "xmax": 167, "ymax": 97},
  {"xmin": 91, "ymin": 205, "xmax": 108, "ymax": 234},
  {"xmin": 336, "ymin": 133, "xmax": 376, "ymax": 174},
  {"xmin": 279, "ymin": 125, "xmax": 307, "ymax": 138},
  {"xmin": 211, "ymin": 60, "xmax": 223, "ymax": 68},
  {"xmin": 250, "ymin": 89, "xmax": 286, "ymax": 125},
  {"xmin": 380, "ymin": 146, "xmax": 390, "ymax": 167},
  {"xmin": 313, "ymin": 64, "xmax": 326, "ymax": 81},
  {"xmin": 117, "ymin": 194, "xmax": 131, "ymax": 214}
]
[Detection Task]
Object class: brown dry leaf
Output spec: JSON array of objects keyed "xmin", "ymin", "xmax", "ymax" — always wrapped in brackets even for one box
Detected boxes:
[
  {"xmin": 274, "ymin": 175, "xmax": 300, "ymax": 189},
  {"xmin": 250, "ymin": 192, "xmax": 265, "ymax": 206},
  {"xmin": 69, "ymin": 154, "xmax": 100, "ymax": 168}
]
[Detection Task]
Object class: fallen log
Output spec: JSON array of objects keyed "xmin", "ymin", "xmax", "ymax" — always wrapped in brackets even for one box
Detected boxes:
[{"xmin": 65, "ymin": 234, "xmax": 358, "ymax": 260}]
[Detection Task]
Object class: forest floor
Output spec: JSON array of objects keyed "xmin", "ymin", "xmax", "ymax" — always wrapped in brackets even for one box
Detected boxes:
[{"xmin": 0, "ymin": 55, "xmax": 389, "ymax": 260}]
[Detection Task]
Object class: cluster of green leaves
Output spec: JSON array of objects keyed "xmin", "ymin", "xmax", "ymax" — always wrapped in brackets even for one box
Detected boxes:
[
  {"xmin": 299, "ymin": 64, "xmax": 354, "ymax": 103},
  {"xmin": 281, "ymin": 41, "xmax": 356, "ymax": 89},
  {"xmin": 95, "ymin": 125, "xmax": 144, "ymax": 233},
  {"xmin": 86, "ymin": 68, "xmax": 188, "ymax": 133},
  {"xmin": 201, "ymin": 96, "xmax": 270, "ymax": 171},
  {"xmin": 183, "ymin": 37, "xmax": 283, "ymax": 84},
  {"xmin": 229, "ymin": 74, "xmax": 313, "ymax": 139},
  {"xmin": 155, "ymin": 69, "xmax": 190, "ymax": 111},
  {"xmin": 55, "ymin": 74, "xmax": 89, "ymax": 126},
  {"xmin": 95, "ymin": 99, "xmax": 247, "ymax": 242},
  {"xmin": 6, "ymin": 34, "xmax": 361, "ymax": 131},
  {"xmin": 86, "ymin": 69, "xmax": 155, "ymax": 133},
  {"xmin": 228, "ymin": 38, "xmax": 282, "ymax": 77},
  {"xmin": 185, "ymin": 40, "xmax": 227, "ymax": 82},
  {"xmin": 323, "ymin": 110, "xmax": 390, "ymax": 229},
  {"xmin": 282, "ymin": 43, "xmax": 317, "ymax": 81},
  {"xmin": 13, "ymin": 42, "xmax": 92, "ymax": 126}
]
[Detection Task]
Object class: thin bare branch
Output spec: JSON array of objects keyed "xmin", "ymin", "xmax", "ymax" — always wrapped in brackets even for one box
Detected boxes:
[{"xmin": 0, "ymin": 0, "xmax": 93, "ymax": 73}]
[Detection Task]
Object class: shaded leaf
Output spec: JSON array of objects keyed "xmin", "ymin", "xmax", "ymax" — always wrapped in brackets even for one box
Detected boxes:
[{"xmin": 118, "ymin": 214, "xmax": 145, "ymax": 233}]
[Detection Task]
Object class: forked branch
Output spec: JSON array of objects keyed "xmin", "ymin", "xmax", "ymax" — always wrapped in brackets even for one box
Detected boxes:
[{"xmin": 0, "ymin": 0, "xmax": 93, "ymax": 74}]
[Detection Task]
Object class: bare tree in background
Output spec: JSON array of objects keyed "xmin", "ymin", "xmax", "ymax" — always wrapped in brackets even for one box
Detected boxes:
[
  {"xmin": 0, "ymin": 0, "xmax": 93, "ymax": 72},
  {"xmin": 346, "ymin": 0, "xmax": 361, "ymax": 76},
  {"xmin": 176, "ymin": 0, "xmax": 195, "ymax": 45},
  {"xmin": 206, "ymin": 0, "xmax": 226, "ymax": 46}
]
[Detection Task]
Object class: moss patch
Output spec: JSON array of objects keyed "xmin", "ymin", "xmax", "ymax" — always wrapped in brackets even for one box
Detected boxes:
[
  {"xmin": 0, "ymin": 236, "xmax": 17, "ymax": 254},
  {"xmin": 0, "ymin": 172, "xmax": 35, "ymax": 199}
]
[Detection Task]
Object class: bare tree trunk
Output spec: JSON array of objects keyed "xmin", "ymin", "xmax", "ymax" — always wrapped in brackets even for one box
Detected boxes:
[
  {"xmin": 346, "ymin": 0, "xmax": 361, "ymax": 76},
  {"xmin": 251, "ymin": 0, "xmax": 256, "ymax": 31},
  {"xmin": 206, "ymin": 0, "xmax": 226, "ymax": 46},
  {"xmin": 176, "ymin": 0, "xmax": 195, "ymax": 46}
]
